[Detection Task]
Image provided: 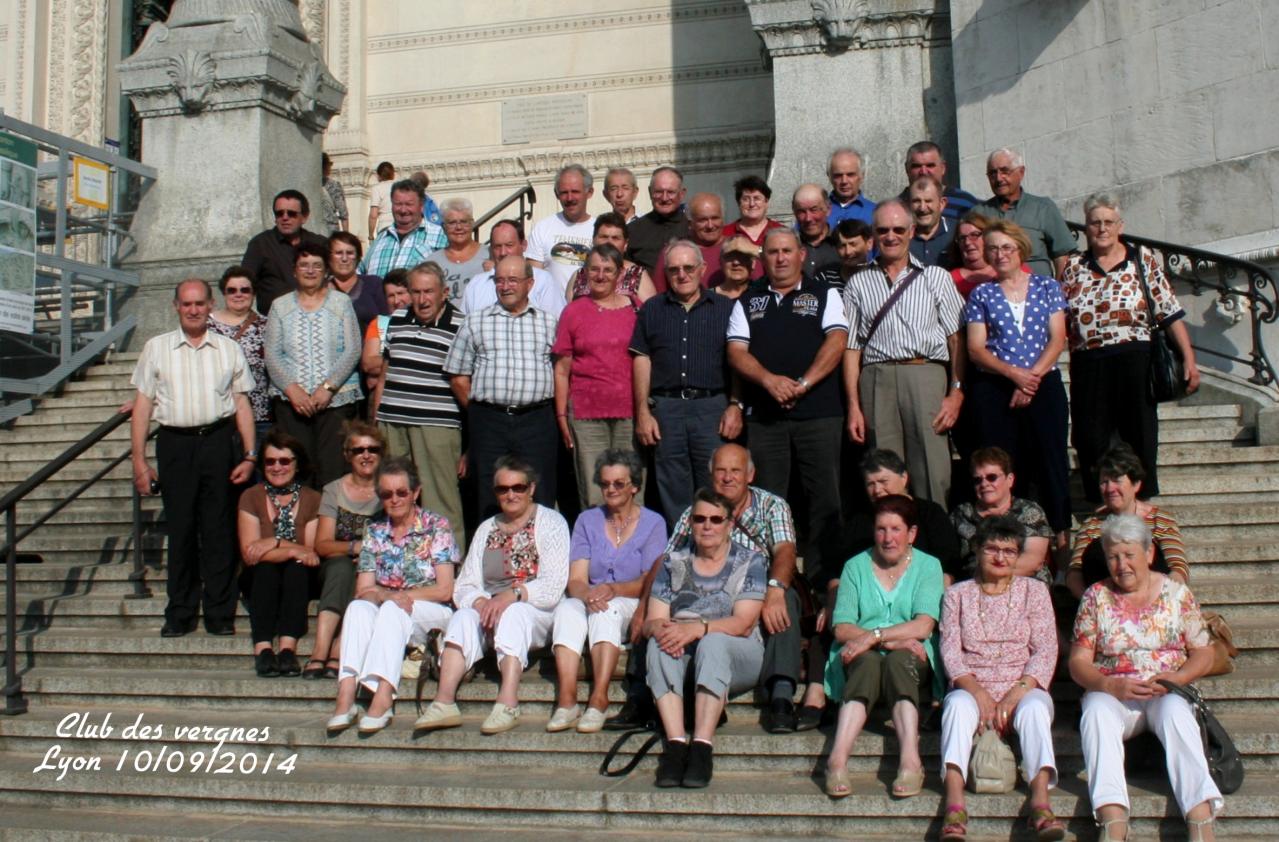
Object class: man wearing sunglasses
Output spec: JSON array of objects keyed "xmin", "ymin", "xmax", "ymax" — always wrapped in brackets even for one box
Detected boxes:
[
  {"xmin": 241, "ymin": 189, "xmax": 329, "ymax": 316},
  {"xmin": 131, "ymin": 279, "xmax": 257, "ymax": 638},
  {"xmin": 842, "ymin": 199, "xmax": 965, "ymax": 506}
]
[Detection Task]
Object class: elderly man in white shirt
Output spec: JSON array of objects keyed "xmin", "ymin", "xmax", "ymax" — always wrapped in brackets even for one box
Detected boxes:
[{"xmin": 459, "ymin": 218, "xmax": 567, "ymax": 317}]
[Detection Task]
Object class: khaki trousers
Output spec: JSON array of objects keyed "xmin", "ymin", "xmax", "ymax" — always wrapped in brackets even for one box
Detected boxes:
[
  {"xmin": 859, "ymin": 362, "xmax": 951, "ymax": 505},
  {"xmin": 379, "ymin": 422, "xmax": 466, "ymax": 554}
]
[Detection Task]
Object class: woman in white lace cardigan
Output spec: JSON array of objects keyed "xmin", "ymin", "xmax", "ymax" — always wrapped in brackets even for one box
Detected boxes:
[{"xmin": 414, "ymin": 454, "xmax": 570, "ymax": 735}]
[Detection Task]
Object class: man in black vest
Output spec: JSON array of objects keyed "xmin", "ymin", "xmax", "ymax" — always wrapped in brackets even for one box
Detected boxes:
[{"xmin": 726, "ymin": 227, "xmax": 848, "ymax": 732}]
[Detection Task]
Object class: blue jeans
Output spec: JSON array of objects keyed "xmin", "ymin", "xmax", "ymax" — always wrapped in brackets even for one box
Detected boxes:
[{"xmin": 650, "ymin": 394, "xmax": 726, "ymax": 527}]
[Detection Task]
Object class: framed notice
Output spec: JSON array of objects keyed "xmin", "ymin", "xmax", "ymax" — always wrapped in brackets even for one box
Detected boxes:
[
  {"xmin": 73, "ymin": 156, "xmax": 110, "ymax": 210},
  {"xmin": 0, "ymin": 130, "xmax": 38, "ymax": 334}
]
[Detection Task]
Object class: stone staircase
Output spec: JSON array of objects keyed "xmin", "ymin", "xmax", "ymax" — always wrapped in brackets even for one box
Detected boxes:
[{"xmin": 2, "ymin": 356, "xmax": 1279, "ymax": 840}]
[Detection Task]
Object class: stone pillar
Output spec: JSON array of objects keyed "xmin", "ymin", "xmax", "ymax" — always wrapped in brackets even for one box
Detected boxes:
[
  {"xmin": 745, "ymin": 0, "xmax": 953, "ymax": 208},
  {"xmin": 117, "ymin": 0, "xmax": 345, "ymax": 339}
]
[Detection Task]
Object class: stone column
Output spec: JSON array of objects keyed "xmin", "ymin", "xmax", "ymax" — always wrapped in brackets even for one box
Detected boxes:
[
  {"xmin": 745, "ymin": 0, "xmax": 953, "ymax": 208},
  {"xmin": 117, "ymin": 0, "xmax": 345, "ymax": 339}
]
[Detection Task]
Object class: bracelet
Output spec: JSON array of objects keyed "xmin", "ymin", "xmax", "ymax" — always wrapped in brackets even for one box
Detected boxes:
[
  {"xmin": 274, "ymin": 537, "xmax": 281, "ymax": 549},
  {"xmin": 348, "ymin": 540, "xmax": 357, "ymax": 557}
]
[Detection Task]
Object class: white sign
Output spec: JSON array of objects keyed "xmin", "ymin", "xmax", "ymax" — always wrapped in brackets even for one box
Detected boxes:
[
  {"xmin": 501, "ymin": 94, "xmax": 589, "ymax": 145},
  {"xmin": 0, "ymin": 130, "xmax": 38, "ymax": 334}
]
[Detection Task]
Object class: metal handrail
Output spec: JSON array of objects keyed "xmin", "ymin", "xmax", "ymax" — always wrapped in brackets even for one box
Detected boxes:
[
  {"xmin": 3, "ymin": 409, "xmax": 154, "ymax": 716},
  {"xmin": 1067, "ymin": 221, "xmax": 1279, "ymax": 387},
  {"xmin": 472, "ymin": 182, "xmax": 536, "ymax": 240}
]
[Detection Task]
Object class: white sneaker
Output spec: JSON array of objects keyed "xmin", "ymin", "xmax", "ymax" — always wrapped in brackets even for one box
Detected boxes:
[
  {"xmin": 414, "ymin": 701, "xmax": 462, "ymax": 732},
  {"xmin": 480, "ymin": 702, "xmax": 520, "ymax": 735},
  {"xmin": 576, "ymin": 707, "xmax": 607, "ymax": 733},
  {"xmin": 546, "ymin": 705, "xmax": 582, "ymax": 732},
  {"xmin": 357, "ymin": 709, "xmax": 393, "ymax": 735},
  {"xmin": 325, "ymin": 706, "xmax": 361, "ymax": 735}
]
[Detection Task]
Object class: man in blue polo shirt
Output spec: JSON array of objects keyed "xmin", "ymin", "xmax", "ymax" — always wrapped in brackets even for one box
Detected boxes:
[{"xmin": 826, "ymin": 147, "xmax": 877, "ymax": 227}]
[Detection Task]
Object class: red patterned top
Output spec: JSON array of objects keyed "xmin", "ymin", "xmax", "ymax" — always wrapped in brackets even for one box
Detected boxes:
[{"xmin": 1060, "ymin": 245, "xmax": 1184, "ymax": 352}]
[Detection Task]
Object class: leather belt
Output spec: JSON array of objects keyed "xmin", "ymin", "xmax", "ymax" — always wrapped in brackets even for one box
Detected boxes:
[
  {"xmin": 651, "ymin": 388, "xmax": 723, "ymax": 399},
  {"xmin": 872, "ymin": 357, "xmax": 939, "ymax": 366},
  {"xmin": 159, "ymin": 416, "xmax": 233, "ymax": 436},
  {"xmin": 472, "ymin": 399, "xmax": 552, "ymax": 416}
]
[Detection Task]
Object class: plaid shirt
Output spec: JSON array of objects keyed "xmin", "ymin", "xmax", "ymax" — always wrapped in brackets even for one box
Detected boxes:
[
  {"xmin": 358, "ymin": 220, "xmax": 447, "ymax": 276},
  {"xmin": 665, "ymin": 486, "xmax": 796, "ymax": 557},
  {"xmin": 443, "ymin": 304, "xmax": 558, "ymax": 406}
]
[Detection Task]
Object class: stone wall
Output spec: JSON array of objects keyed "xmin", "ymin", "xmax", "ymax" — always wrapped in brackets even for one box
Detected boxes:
[{"xmin": 950, "ymin": 0, "xmax": 1279, "ymax": 258}]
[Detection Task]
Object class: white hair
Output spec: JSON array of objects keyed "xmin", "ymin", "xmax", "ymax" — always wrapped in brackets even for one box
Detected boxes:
[
  {"xmin": 1083, "ymin": 192, "xmax": 1122, "ymax": 218},
  {"xmin": 987, "ymin": 147, "xmax": 1025, "ymax": 169},
  {"xmin": 828, "ymin": 146, "xmax": 865, "ymax": 176},
  {"xmin": 1100, "ymin": 513, "xmax": 1152, "ymax": 550},
  {"xmin": 440, "ymin": 197, "xmax": 473, "ymax": 218}
]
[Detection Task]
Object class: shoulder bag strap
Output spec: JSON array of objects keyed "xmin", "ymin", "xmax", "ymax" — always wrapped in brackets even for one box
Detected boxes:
[
  {"xmin": 599, "ymin": 729, "xmax": 663, "ymax": 777},
  {"xmin": 862, "ymin": 268, "xmax": 923, "ymax": 349},
  {"xmin": 232, "ymin": 311, "xmax": 261, "ymax": 343},
  {"xmin": 1130, "ymin": 247, "xmax": 1161, "ymax": 332}
]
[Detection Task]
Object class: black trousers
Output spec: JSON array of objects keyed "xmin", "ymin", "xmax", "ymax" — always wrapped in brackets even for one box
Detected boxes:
[
  {"xmin": 248, "ymin": 561, "xmax": 311, "ymax": 644},
  {"xmin": 1070, "ymin": 345, "xmax": 1160, "ymax": 500},
  {"xmin": 272, "ymin": 399, "xmax": 357, "ymax": 489},
  {"xmin": 156, "ymin": 423, "xmax": 238, "ymax": 626},
  {"xmin": 468, "ymin": 402, "xmax": 557, "ymax": 519},
  {"xmin": 969, "ymin": 368, "xmax": 1072, "ymax": 532}
]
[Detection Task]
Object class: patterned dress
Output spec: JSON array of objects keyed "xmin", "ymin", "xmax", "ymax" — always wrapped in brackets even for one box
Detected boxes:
[{"xmin": 208, "ymin": 314, "xmax": 270, "ymax": 422}]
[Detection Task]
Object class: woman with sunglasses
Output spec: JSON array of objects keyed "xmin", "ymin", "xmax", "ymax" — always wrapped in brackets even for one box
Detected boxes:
[
  {"xmin": 547, "ymin": 450, "xmax": 666, "ymax": 733},
  {"xmin": 823, "ymin": 494, "xmax": 943, "ymax": 799},
  {"xmin": 302, "ymin": 421, "xmax": 386, "ymax": 679},
  {"xmin": 265, "ymin": 242, "xmax": 362, "ymax": 487},
  {"xmin": 646, "ymin": 488, "xmax": 766, "ymax": 789},
  {"xmin": 238, "ymin": 431, "xmax": 322, "ymax": 678},
  {"xmin": 415, "ymin": 455, "xmax": 570, "ymax": 735},
  {"xmin": 326, "ymin": 455, "xmax": 458, "ymax": 735},
  {"xmin": 209, "ymin": 266, "xmax": 270, "ymax": 433},
  {"xmin": 949, "ymin": 447, "xmax": 1054, "ymax": 585},
  {"xmin": 963, "ymin": 219, "xmax": 1071, "ymax": 542}
]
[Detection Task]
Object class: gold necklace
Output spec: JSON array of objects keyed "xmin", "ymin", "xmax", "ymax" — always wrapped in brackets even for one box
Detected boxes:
[{"xmin": 610, "ymin": 507, "xmax": 637, "ymax": 546}]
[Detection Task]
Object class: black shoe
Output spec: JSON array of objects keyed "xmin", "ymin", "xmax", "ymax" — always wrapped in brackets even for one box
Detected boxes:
[
  {"xmin": 796, "ymin": 704, "xmax": 824, "ymax": 732},
  {"xmin": 603, "ymin": 700, "xmax": 653, "ymax": 732},
  {"xmin": 204, "ymin": 620, "xmax": 235, "ymax": 636},
  {"xmin": 276, "ymin": 649, "xmax": 301, "ymax": 677},
  {"xmin": 161, "ymin": 619, "xmax": 196, "ymax": 638},
  {"xmin": 255, "ymin": 649, "xmax": 280, "ymax": 677},
  {"xmin": 762, "ymin": 697, "xmax": 797, "ymax": 734},
  {"xmin": 654, "ymin": 739, "xmax": 689, "ymax": 788},
  {"xmin": 681, "ymin": 741, "xmax": 713, "ymax": 788}
]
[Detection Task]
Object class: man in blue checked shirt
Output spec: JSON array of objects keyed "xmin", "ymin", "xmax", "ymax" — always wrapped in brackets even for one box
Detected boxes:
[{"xmin": 358, "ymin": 178, "xmax": 447, "ymax": 277}]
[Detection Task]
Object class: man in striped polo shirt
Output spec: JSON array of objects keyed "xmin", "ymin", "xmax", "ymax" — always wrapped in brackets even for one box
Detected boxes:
[
  {"xmin": 371, "ymin": 262, "xmax": 466, "ymax": 549},
  {"xmin": 842, "ymin": 199, "xmax": 966, "ymax": 505}
]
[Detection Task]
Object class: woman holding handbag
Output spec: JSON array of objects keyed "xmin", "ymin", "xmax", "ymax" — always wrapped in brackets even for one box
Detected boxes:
[
  {"xmin": 1061, "ymin": 194, "xmax": 1199, "ymax": 500},
  {"xmin": 937, "ymin": 515, "xmax": 1062, "ymax": 842}
]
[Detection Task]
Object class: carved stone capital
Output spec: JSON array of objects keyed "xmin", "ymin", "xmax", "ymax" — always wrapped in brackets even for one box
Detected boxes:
[
  {"xmin": 118, "ymin": 0, "xmax": 346, "ymax": 131},
  {"xmin": 745, "ymin": 0, "xmax": 947, "ymax": 55}
]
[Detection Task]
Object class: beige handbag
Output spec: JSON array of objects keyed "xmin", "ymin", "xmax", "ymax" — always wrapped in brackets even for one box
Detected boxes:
[{"xmin": 968, "ymin": 728, "xmax": 1017, "ymax": 793}]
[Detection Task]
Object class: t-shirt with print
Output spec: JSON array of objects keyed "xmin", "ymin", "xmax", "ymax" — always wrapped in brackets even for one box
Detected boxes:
[
  {"xmin": 319, "ymin": 478, "xmax": 383, "ymax": 545},
  {"xmin": 526, "ymin": 212, "xmax": 594, "ymax": 295},
  {"xmin": 651, "ymin": 542, "xmax": 767, "ymax": 639}
]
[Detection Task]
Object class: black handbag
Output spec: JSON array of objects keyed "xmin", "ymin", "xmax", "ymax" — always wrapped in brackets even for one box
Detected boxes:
[
  {"xmin": 1133, "ymin": 248, "xmax": 1187, "ymax": 403},
  {"xmin": 1156, "ymin": 679, "xmax": 1244, "ymax": 794}
]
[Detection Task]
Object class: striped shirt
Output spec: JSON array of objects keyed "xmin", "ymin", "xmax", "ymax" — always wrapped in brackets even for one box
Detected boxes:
[
  {"xmin": 843, "ymin": 256, "xmax": 964, "ymax": 364},
  {"xmin": 357, "ymin": 220, "xmax": 448, "ymax": 276},
  {"xmin": 131, "ymin": 329, "xmax": 254, "ymax": 427},
  {"xmin": 379, "ymin": 303, "xmax": 464, "ymax": 428},
  {"xmin": 443, "ymin": 304, "xmax": 558, "ymax": 406},
  {"xmin": 629, "ymin": 289, "xmax": 735, "ymax": 392},
  {"xmin": 1069, "ymin": 506, "xmax": 1190, "ymax": 584}
]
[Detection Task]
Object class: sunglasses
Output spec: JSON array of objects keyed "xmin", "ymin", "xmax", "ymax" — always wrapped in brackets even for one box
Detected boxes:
[
  {"xmin": 972, "ymin": 472, "xmax": 1003, "ymax": 485},
  {"xmin": 494, "ymin": 483, "xmax": 530, "ymax": 495},
  {"xmin": 667, "ymin": 265, "xmax": 698, "ymax": 276},
  {"xmin": 597, "ymin": 479, "xmax": 631, "ymax": 491},
  {"xmin": 273, "ymin": 209, "xmax": 302, "ymax": 218},
  {"xmin": 874, "ymin": 226, "xmax": 909, "ymax": 236},
  {"xmin": 691, "ymin": 514, "xmax": 728, "ymax": 525},
  {"xmin": 347, "ymin": 445, "xmax": 382, "ymax": 455},
  {"xmin": 225, "ymin": 286, "xmax": 253, "ymax": 294},
  {"xmin": 263, "ymin": 457, "xmax": 294, "ymax": 467},
  {"xmin": 377, "ymin": 487, "xmax": 413, "ymax": 500}
]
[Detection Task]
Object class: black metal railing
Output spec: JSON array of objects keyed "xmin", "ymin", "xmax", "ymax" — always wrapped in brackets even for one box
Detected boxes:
[
  {"xmin": 2, "ymin": 410, "xmax": 155, "ymax": 716},
  {"xmin": 472, "ymin": 182, "xmax": 537, "ymax": 240},
  {"xmin": 1068, "ymin": 222, "xmax": 1279, "ymax": 387}
]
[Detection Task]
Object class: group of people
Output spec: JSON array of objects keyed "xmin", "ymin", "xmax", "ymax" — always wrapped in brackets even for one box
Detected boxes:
[{"xmin": 125, "ymin": 139, "xmax": 1216, "ymax": 842}]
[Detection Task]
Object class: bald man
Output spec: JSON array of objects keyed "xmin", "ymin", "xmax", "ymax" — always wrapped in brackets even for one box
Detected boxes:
[
  {"xmin": 791, "ymin": 184, "xmax": 840, "ymax": 278},
  {"xmin": 655, "ymin": 192, "xmax": 726, "ymax": 291}
]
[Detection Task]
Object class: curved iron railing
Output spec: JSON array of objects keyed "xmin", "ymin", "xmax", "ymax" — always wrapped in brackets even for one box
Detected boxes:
[
  {"xmin": 472, "ymin": 182, "xmax": 536, "ymax": 240},
  {"xmin": 1068, "ymin": 221, "xmax": 1279, "ymax": 387},
  {"xmin": 2, "ymin": 409, "xmax": 155, "ymax": 716}
]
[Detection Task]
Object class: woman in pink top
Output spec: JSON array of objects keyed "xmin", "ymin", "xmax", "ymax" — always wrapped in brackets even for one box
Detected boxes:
[
  {"xmin": 552, "ymin": 243, "xmax": 639, "ymax": 510},
  {"xmin": 938, "ymin": 515, "xmax": 1062, "ymax": 842}
]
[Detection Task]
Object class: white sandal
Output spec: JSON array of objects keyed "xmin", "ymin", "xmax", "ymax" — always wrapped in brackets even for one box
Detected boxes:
[
  {"xmin": 1186, "ymin": 816, "xmax": 1214, "ymax": 842},
  {"xmin": 1096, "ymin": 818, "xmax": 1129, "ymax": 841}
]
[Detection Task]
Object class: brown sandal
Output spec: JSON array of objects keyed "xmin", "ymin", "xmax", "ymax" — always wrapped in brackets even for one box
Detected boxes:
[
  {"xmin": 1028, "ymin": 804, "xmax": 1066, "ymax": 841},
  {"xmin": 301, "ymin": 659, "xmax": 326, "ymax": 680}
]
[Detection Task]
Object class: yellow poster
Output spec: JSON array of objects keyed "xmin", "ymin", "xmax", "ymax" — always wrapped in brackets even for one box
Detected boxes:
[{"xmin": 73, "ymin": 156, "xmax": 110, "ymax": 210}]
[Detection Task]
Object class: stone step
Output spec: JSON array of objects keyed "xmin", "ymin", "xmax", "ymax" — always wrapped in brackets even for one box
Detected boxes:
[
  {"xmin": 1, "ymin": 751, "xmax": 1275, "ymax": 837},
  {"xmin": 58, "ymin": 377, "xmax": 139, "ymax": 393},
  {"xmin": 1153, "ymin": 472, "xmax": 1279, "ymax": 504},
  {"xmin": 13, "ymin": 405, "xmax": 139, "ymax": 424},
  {"xmin": 0, "ymin": 438, "xmax": 152, "ymax": 466},
  {"xmin": 0, "ymin": 423, "xmax": 135, "ymax": 445}
]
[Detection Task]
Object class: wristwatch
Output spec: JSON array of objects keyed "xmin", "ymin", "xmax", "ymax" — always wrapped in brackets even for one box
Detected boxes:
[
  {"xmin": 872, "ymin": 627, "xmax": 883, "ymax": 644},
  {"xmin": 796, "ymin": 376, "xmax": 811, "ymax": 391},
  {"xmin": 950, "ymin": 380, "xmax": 963, "ymax": 391},
  {"xmin": 320, "ymin": 380, "xmax": 336, "ymax": 393},
  {"xmin": 729, "ymin": 397, "xmax": 745, "ymax": 410},
  {"xmin": 242, "ymin": 449, "xmax": 257, "ymax": 462},
  {"xmin": 767, "ymin": 578, "xmax": 784, "ymax": 590}
]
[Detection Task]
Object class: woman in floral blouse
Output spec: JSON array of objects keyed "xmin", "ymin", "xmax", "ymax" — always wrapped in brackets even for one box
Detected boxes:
[
  {"xmin": 1069, "ymin": 514, "xmax": 1221, "ymax": 842},
  {"xmin": 326, "ymin": 456, "xmax": 457, "ymax": 736},
  {"xmin": 208, "ymin": 265, "xmax": 270, "ymax": 431},
  {"xmin": 1062, "ymin": 194, "xmax": 1199, "ymax": 500},
  {"xmin": 938, "ymin": 515, "xmax": 1062, "ymax": 842},
  {"xmin": 415, "ymin": 455, "xmax": 570, "ymax": 736}
]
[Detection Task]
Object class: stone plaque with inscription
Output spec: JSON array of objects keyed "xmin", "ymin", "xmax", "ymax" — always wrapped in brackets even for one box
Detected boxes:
[{"xmin": 501, "ymin": 94, "xmax": 589, "ymax": 145}]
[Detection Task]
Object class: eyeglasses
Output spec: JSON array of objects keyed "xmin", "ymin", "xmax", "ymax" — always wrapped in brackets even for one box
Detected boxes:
[
  {"xmin": 1087, "ymin": 219, "xmax": 1121, "ymax": 229},
  {"xmin": 494, "ymin": 483, "xmax": 531, "ymax": 496},
  {"xmin": 263, "ymin": 457, "xmax": 294, "ymax": 467},
  {"xmin": 347, "ymin": 445, "xmax": 382, "ymax": 455},
  {"xmin": 667, "ymin": 265, "xmax": 698, "ymax": 276},
  {"xmin": 377, "ymin": 487, "xmax": 413, "ymax": 500},
  {"xmin": 986, "ymin": 167, "xmax": 1020, "ymax": 177},
  {"xmin": 874, "ymin": 226, "xmax": 909, "ymax": 236},
  {"xmin": 972, "ymin": 472, "xmax": 1004, "ymax": 485},
  {"xmin": 296, "ymin": 263, "xmax": 326, "ymax": 273},
  {"xmin": 444, "ymin": 220, "xmax": 473, "ymax": 228},
  {"xmin": 597, "ymin": 479, "xmax": 631, "ymax": 491},
  {"xmin": 981, "ymin": 546, "xmax": 1020, "ymax": 559},
  {"xmin": 957, "ymin": 232, "xmax": 983, "ymax": 241},
  {"xmin": 224, "ymin": 286, "xmax": 252, "ymax": 294},
  {"xmin": 691, "ymin": 514, "xmax": 728, "ymax": 525},
  {"xmin": 273, "ymin": 209, "xmax": 302, "ymax": 218},
  {"xmin": 984, "ymin": 244, "xmax": 1019, "ymax": 255}
]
